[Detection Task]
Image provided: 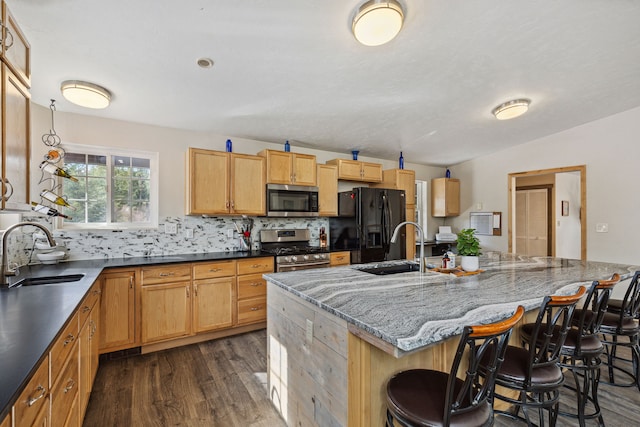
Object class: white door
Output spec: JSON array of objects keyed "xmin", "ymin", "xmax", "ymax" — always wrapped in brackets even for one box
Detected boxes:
[{"xmin": 515, "ymin": 189, "xmax": 549, "ymax": 256}]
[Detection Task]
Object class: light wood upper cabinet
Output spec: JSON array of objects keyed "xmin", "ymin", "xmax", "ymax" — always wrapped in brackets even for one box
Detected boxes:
[
  {"xmin": 431, "ymin": 178, "xmax": 460, "ymax": 217},
  {"xmin": 2, "ymin": 1, "xmax": 31, "ymax": 87},
  {"xmin": 317, "ymin": 164, "xmax": 338, "ymax": 216},
  {"xmin": 326, "ymin": 159, "xmax": 382, "ymax": 182},
  {"xmin": 186, "ymin": 148, "xmax": 265, "ymax": 216},
  {"xmin": 99, "ymin": 269, "xmax": 137, "ymax": 353},
  {"xmin": 1, "ymin": 63, "xmax": 30, "ymax": 211},
  {"xmin": 258, "ymin": 149, "xmax": 317, "ymax": 186},
  {"xmin": 371, "ymin": 169, "xmax": 416, "ymax": 206}
]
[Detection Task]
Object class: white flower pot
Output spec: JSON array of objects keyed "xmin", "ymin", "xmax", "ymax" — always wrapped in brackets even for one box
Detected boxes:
[{"xmin": 460, "ymin": 256, "xmax": 479, "ymax": 272}]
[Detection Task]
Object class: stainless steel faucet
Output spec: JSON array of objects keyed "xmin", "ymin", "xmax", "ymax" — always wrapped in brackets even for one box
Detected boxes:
[
  {"xmin": 391, "ymin": 221, "xmax": 425, "ymax": 273},
  {"xmin": 1, "ymin": 222, "xmax": 57, "ymax": 285}
]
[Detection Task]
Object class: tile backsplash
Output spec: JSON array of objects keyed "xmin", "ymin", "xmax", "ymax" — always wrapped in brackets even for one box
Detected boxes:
[{"xmin": 5, "ymin": 215, "xmax": 329, "ymax": 266}]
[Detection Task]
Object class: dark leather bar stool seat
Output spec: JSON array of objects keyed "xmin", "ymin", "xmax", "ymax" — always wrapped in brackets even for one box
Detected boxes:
[
  {"xmin": 385, "ymin": 306, "xmax": 525, "ymax": 427},
  {"xmin": 521, "ymin": 273, "xmax": 620, "ymax": 427},
  {"xmin": 599, "ymin": 271, "xmax": 640, "ymax": 389},
  {"xmin": 488, "ymin": 287, "xmax": 586, "ymax": 426}
]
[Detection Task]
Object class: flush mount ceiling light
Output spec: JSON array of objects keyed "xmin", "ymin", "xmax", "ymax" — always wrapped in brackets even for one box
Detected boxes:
[
  {"xmin": 60, "ymin": 80, "xmax": 111, "ymax": 109},
  {"xmin": 492, "ymin": 98, "xmax": 531, "ymax": 120},
  {"xmin": 352, "ymin": 0, "xmax": 404, "ymax": 47}
]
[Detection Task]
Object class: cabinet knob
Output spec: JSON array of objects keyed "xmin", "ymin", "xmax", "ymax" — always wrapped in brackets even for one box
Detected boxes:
[
  {"xmin": 249, "ymin": 282, "xmax": 262, "ymax": 287},
  {"xmin": 250, "ymin": 306, "xmax": 262, "ymax": 311},
  {"xmin": 64, "ymin": 378, "xmax": 76, "ymax": 393},
  {"xmin": 159, "ymin": 272, "xmax": 175, "ymax": 277},
  {"xmin": 64, "ymin": 333, "xmax": 75, "ymax": 346}
]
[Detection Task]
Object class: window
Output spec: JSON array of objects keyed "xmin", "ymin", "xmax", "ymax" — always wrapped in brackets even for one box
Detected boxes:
[{"xmin": 59, "ymin": 144, "xmax": 158, "ymax": 229}]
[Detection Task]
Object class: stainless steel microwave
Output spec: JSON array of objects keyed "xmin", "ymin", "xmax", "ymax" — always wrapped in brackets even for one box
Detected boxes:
[{"xmin": 266, "ymin": 184, "xmax": 319, "ymax": 217}]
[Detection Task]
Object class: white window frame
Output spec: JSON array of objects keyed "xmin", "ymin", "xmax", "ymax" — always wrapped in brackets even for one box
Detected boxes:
[{"xmin": 56, "ymin": 143, "xmax": 159, "ymax": 230}]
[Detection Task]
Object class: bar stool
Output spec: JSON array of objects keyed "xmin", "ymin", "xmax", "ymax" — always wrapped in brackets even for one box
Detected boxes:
[
  {"xmin": 521, "ymin": 273, "xmax": 620, "ymax": 427},
  {"xmin": 487, "ymin": 286, "xmax": 586, "ymax": 426},
  {"xmin": 385, "ymin": 305, "xmax": 524, "ymax": 427},
  {"xmin": 599, "ymin": 271, "xmax": 640, "ymax": 389}
]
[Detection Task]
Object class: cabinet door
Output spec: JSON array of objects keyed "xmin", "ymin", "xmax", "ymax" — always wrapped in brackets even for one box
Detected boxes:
[
  {"xmin": 317, "ymin": 164, "xmax": 338, "ymax": 216},
  {"xmin": 186, "ymin": 148, "xmax": 229, "ymax": 215},
  {"xmin": 0, "ymin": 414, "xmax": 10, "ymax": 427},
  {"xmin": 1, "ymin": 63, "xmax": 30, "ymax": 210},
  {"xmin": 334, "ymin": 159, "xmax": 362, "ymax": 181},
  {"xmin": 230, "ymin": 153, "xmax": 265, "ymax": 215},
  {"xmin": 50, "ymin": 343, "xmax": 79, "ymax": 427},
  {"xmin": 79, "ymin": 317, "xmax": 91, "ymax": 420},
  {"xmin": 193, "ymin": 277, "xmax": 235, "ymax": 333},
  {"xmin": 397, "ymin": 170, "xmax": 416, "ymax": 205},
  {"xmin": 99, "ymin": 271, "xmax": 136, "ymax": 352},
  {"xmin": 292, "ymin": 153, "xmax": 317, "ymax": 186},
  {"xmin": 330, "ymin": 251, "xmax": 350, "ymax": 266},
  {"xmin": 360, "ymin": 162, "xmax": 382, "ymax": 182},
  {"xmin": 263, "ymin": 150, "xmax": 293, "ymax": 184},
  {"xmin": 13, "ymin": 356, "xmax": 49, "ymax": 427},
  {"xmin": 2, "ymin": 2, "xmax": 30, "ymax": 86},
  {"xmin": 141, "ymin": 281, "xmax": 191, "ymax": 343},
  {"xmin": 431, "ymin": 178, "xmax": 460, "ymax": 217}
]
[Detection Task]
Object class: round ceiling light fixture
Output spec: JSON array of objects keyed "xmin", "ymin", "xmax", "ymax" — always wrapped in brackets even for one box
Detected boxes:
[
  {"xmin": 352, "ymin": 0, "xmax": 404, "ymax": 47},
  {"xmin": 492, "ymin": 98, "xmax": 531, "ymax": 120},
  {"xmin": 60, "ymin": 80, "xmax": 111, "ymax": 109}
]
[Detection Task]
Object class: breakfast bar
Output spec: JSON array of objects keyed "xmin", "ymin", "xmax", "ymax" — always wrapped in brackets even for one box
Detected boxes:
[{"xmin": 264, "ymin": 252, "xmax": 640, "ymax": 426}]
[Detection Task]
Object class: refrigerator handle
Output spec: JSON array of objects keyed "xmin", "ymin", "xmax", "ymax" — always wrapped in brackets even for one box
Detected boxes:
[{"xmin": 382, "ymin": 193, "xmax": 392, "ymax": 256}]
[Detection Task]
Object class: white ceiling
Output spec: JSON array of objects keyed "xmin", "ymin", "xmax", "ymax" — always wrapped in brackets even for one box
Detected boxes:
[{"xmin": 9, "ymin": 0, "xmax": 640, "ymax": 166}]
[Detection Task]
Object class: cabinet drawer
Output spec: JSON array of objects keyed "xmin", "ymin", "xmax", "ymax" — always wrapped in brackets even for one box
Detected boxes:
[
  {"xmin": 237, "ymin": 257, "xmax": 274, "ymax": 275},
  {"xmin": 330, "ymin": 251, "xmax": 350, "ymax": 266},
  {"xmin": 78, "ymin": 281, "xmax": 101, "ymax": 328},
  {"xmin": 141, "ymin": 264, "xmax": 191, "ymax": 284},
  {"xmin": 13, "ymin": 355, "xmax": 49, "ymax": 427},
  {"xmin": 51, "ymin": 314, "xmax": 79, "ymax": 386},
  {"xmin": 237, "ymin": 296, "xmax": 267, "ymax": 325},
  {"xmin": 51, "ymin": 344, "xmax": 79, "ymax": 426},
  {"xmin": 237, "ymin": 273, "xmax": 266, "ymax": 300},
  {"xmin": 193, "ymin": 260, "xmax": 236, "ymax": 280}
]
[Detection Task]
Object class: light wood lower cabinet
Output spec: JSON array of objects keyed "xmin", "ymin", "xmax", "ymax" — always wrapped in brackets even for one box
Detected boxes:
[
  {"xmin": 13, "ymin": 355, "xmax": 49, "ymax": 427},
  {"xmin": 330, "ymin": 251, "xmax": 351, "ymax": 266},
  {"xmin": 99, "ymin": 268, "xmax": 137, "ymax": 353},
  {"xmin": 50, "ymin": 341, "xmax": 79, "ymax": 427},
  {"xmin": 0, "ymin": 413, "xmax": 9, "ymax": 427},
  {"xmin": 141, "ymin": 280, "xmax": 192, "ymax": 343},
  {"xmin": 79, "ymin": 282, "xmax": 101, "ymax": 421},
  {"xmin": 236, "ymin": 258, "xmax": 273, "ymax": 326},
  {"xmin": 192, "ymin": 260, "xmax": 236, "ymax": 333}
]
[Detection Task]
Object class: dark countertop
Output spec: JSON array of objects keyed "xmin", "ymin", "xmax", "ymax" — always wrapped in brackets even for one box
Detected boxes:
[{"xmin": 0, "ymin": 249, "xmax": 268, "ymax": 421}]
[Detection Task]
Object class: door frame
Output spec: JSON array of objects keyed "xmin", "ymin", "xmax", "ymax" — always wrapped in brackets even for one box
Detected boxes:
[{"xmin": 508, "ymin": 165, "xmax": 586, "ymax": 260}]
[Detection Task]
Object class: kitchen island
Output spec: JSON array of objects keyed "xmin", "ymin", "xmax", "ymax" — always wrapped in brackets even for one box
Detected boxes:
[{"xmin": 264, "ymin": 252, "xmax": 640, "ymax": 426}]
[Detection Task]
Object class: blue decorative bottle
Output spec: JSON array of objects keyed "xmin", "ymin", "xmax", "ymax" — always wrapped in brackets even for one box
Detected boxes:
[
  {"xmin": 446, "ymin": 168, "xmax": 451, "ymax": 178},
  {"xmin": 284, "ymin": 140, "xmax": 290, "ymax": 152},
  {"xmin": 399, "ymin": 152, "xmax": 404, "ymax": 169},
  {"xmin": 225, "ymin": 139, "xmax": 232, "ymax": 152}
]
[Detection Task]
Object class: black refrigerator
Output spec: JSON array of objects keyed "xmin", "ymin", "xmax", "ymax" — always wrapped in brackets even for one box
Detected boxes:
[{"xmin": 329, "ymin": 187, "xmax": 406, "ymax": 264}]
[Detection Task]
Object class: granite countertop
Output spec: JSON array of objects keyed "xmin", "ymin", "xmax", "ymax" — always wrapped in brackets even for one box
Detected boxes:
[
  {"xmin": 0, "ymin": 249, "xmax": 269, "ymax": 421},
  {"xmin": 263, "ymin": 252, "xmax": 640, "ymax": 355}
]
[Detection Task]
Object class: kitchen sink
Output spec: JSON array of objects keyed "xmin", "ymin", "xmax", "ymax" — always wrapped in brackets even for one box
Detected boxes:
[
  {"xmin": 10, "ymin": 274, "xmax": 85, "ymax": 288},
  {"xmin": 358, "ymin": 263, "xmax": 421, "ymax": 275}
]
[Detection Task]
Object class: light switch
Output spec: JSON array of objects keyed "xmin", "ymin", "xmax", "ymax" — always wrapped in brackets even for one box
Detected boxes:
[
  {"xmin": 164, "ymin": 223, "xmax": 178, "ymax": 234},
  {"xmin": 596, "ymin": 223, "xmax": 609, "ymax": 233}
]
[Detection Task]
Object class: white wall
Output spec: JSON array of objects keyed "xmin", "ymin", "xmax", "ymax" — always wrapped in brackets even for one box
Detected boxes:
[
  {"xmin": 29, "ymin": 104, "xmax": 448, "ymax": 238},
  {"xmin": 449, "ymin": 106, "xmax": 640, "ymax": 265},
  {"xmin": 555, "ymin": 172, "xmax": 581, "ymax": 259}
]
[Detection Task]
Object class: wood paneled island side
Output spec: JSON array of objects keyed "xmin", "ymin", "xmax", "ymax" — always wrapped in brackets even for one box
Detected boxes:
[{"xmin": 264, "ymin": 253, "xmax": 639, "ymax": 426}]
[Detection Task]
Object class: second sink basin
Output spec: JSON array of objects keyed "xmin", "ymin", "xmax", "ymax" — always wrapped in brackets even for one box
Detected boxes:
[
  {"xmin": 358, "ymin": 263, "xmax": 421, "ymax": 275},
  {"xmin": 11, "ymin": 274, "xmax": 85, "ymax": 288}
]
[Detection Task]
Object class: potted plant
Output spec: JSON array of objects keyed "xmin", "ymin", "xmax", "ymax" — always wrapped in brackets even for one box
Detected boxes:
[{"xmin": 457, "ymin": 228, "xmax": 481, "ymax": 272}]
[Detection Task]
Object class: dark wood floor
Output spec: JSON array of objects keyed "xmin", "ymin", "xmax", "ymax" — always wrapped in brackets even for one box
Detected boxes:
[{"xmin": 84, "ymin": 330, "xmax": 640, "ymax": 426}]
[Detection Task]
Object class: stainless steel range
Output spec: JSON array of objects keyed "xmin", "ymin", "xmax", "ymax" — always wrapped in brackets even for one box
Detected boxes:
[{"xmin": 260, "ymin": 229, "xmax": 330, "ymax": 272}]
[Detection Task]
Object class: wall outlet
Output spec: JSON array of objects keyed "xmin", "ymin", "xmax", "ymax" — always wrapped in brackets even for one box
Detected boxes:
[
  {"xmin": 185, "ymin": 228, "xmax": 194, "ymax": 239},
  {"xmin": 164, "ymin": 223, "xmax": 178, "ymax": 234},
  {"xmin": 306, "ymin": 319, "xmax": 314, "ymax": 344},
  {"xmin": 227, "ymin": 229, "xmax": 234, "ymax": 238},
  {"xmin": 596, "ymin": 223, "xmax": 609, "ymax": 233}
]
